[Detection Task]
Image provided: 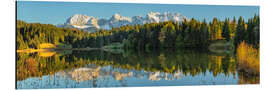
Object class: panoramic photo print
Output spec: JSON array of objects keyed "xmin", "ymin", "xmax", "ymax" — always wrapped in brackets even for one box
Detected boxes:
[{"xmin": 16, "ymin": 1, "xmax": 260, "ymax": 89}]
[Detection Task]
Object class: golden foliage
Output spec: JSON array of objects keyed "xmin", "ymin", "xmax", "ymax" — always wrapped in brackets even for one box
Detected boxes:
[
  {"xmin": 25, "ymin": 58, "xmax": 39, "ymax": 75},
  {"xmin": 237, "ymin": 41, "xmax": 260, "ymax": 75}
]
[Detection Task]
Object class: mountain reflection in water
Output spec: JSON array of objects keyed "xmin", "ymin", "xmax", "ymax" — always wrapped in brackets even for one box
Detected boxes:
[{"xmin": 16, "ymin": 50, "xmax": 259, "ymax": 89}]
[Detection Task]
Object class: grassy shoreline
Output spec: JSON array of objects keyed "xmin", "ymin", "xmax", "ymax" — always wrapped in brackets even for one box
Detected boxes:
[
  {"xmin": 208, "ymin": 39, "xmax": 234, "ymax": 54},
  {"xmin": 16, "ymin": 49, "xmax": 55, "ymax": 53},
  {"xmin": 16, "ymin": 48, "xmax": 102, "ymax": 53},
  {"xmin": 17, "ymin": 40, "xmax": 233, "ymax": 53}
]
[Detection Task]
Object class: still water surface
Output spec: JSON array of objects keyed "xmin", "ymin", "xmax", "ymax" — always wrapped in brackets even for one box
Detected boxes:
[{"xmin": 16, "ymin": 50, "xmax": 258, "ymax": 89}]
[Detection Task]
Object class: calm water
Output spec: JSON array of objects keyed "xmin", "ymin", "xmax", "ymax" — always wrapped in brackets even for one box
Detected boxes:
[{"xmin": 16, "ymin": 50, "xmax": 258, "ymax": 89}]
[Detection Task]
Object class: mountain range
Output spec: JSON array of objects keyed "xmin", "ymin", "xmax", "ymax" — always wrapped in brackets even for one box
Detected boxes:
[{"xmin": 57, "ymin": 12, "xmax": 187, "ymax": 32}]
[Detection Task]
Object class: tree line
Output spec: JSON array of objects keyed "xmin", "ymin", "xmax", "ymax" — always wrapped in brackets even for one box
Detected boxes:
[{"xmin": 16, "ymin": 14, "xmax": 259, "ymax": 50}]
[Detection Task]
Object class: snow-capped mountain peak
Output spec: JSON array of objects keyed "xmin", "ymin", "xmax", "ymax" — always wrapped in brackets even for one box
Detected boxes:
[
  {"xmin": 59, "ymin": 12, "xmax": 187, "ymax": 32},
  {"xmin": 66, "ymin": 14, "xmax": 90, "ymax": 26}
]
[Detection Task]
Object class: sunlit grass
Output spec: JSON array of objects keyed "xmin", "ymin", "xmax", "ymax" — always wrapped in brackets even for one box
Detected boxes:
[
  {"xmin": 17, "ymin": 43, "xmax": 56, "ymax": 53},
  {"xmin": 237, "ymin": 41, "xmax": 259, "ymax": 75},
  {"xmin": 38, "ymin": 43, "xmax": 56, "ymax": 49}
]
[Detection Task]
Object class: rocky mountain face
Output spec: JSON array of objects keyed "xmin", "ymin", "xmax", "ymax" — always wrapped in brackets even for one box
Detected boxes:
[{"xmin": 58, "ymin": 12, "xmax": 186, "ymax": 32}]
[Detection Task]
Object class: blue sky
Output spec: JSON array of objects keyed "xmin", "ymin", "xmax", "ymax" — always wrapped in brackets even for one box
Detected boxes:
[{"xmin": 17, "ymin": 1, "xmax": 259, "ymax": 25}]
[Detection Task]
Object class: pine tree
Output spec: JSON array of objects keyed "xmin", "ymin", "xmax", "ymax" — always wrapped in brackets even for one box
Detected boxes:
[{"xmin": 222, "ymin": 18, "xmax": 231, "ymax": 41}]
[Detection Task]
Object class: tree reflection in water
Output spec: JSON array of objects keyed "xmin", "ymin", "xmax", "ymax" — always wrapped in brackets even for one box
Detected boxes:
[{"xmin": 16, "ymin": 50, "xmax": 259, "ymax": 88}]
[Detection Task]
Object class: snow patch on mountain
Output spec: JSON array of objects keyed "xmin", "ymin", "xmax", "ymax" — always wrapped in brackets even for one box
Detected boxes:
[{"xmin": 58, "ymin": 12, "xmax": 187, "ymax": 32}]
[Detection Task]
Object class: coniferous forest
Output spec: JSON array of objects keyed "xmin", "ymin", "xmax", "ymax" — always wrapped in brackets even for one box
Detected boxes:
[
  {"xmin": 16, "ymin": 14, "xmax": 260, "ymax": 88},
  {"xmin": 16, "ymin": 15, "xmax": 259, "ymax": 51}
]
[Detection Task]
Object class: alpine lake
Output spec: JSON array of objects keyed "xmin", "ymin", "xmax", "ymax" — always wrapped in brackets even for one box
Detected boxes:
[{"xmin": 16, "ymin": 49, "xmax": 259, "ymax": 89}]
